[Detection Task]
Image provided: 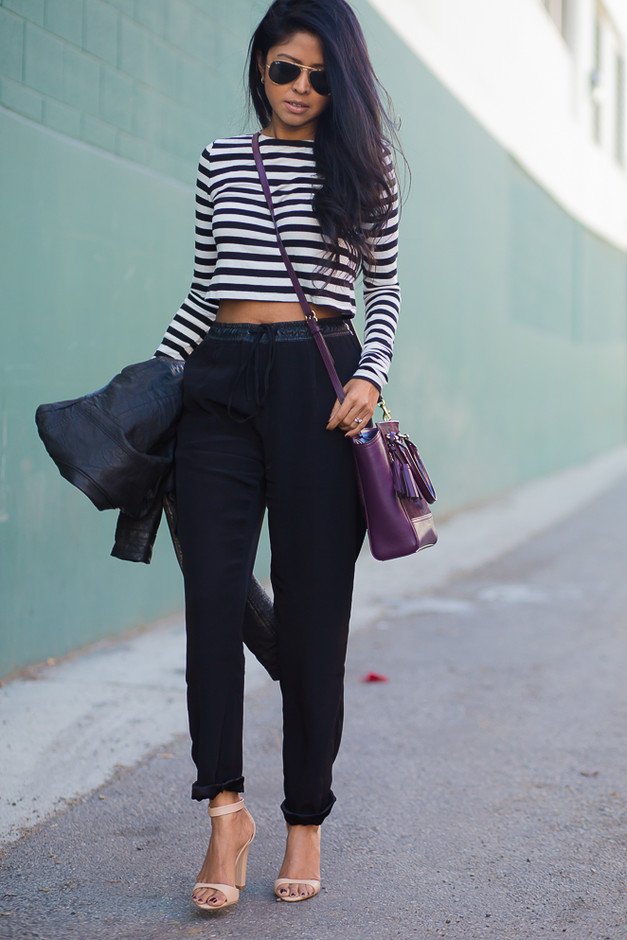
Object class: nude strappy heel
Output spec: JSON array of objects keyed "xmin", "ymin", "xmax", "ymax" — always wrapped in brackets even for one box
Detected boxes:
[
  {"xmin": 192, "ymin": 797, "xmax": 256, "ymax": 912},
  {"xmin": 273, "ymin": 822, "xmax": 321, "ymax": 902}
]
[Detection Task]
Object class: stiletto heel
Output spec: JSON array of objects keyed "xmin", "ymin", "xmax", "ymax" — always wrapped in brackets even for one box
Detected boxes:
[
  {"xmin": 235, "ymin": 841, "xmax": 250, "ymax": 889},
  {"xmin": 274, "ymin": 822, "xmax": 321, "ymax": 902},
  {"xmin": 192, "ymin": 797, "xmax": 256, "ymax": 912}
]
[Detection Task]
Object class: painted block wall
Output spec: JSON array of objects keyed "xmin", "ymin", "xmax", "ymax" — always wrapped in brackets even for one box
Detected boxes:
[
  {"xmin": 352, "ymin": 0, "xmax": 627, "ymax": 500},
  {"xmin": 0, "ymin": 0, "xmax": 271, "ymax": 678},
  {"xmin": 0, "ymin": 0, "xmax": 259, "ymax": 181},
  {"xmin": 1, "ymin": 0, "xmax": 626, "ymax": 677}
]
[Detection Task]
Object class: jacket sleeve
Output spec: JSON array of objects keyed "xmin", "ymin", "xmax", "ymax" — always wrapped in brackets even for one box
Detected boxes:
[
  {"xmin": 153, "ymin": 142, "xmax": 219, "ymax": 359},
  {"xmin": 351, "ymin": 147, "xmax": 401, "ymax": 393}
]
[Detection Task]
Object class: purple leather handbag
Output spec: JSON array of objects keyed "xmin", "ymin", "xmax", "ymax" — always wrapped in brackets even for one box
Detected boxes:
[{"xmin": 252, "ymin": 132, "xmax": 438, "ymax": 561}]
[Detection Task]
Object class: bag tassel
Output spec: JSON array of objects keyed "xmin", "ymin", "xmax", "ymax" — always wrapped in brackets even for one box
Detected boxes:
[
  {"xmin": 400, "ymin": 461, "xmax": 421, "ymax": 500},
  {"xmin": 391, "ymin": 454, "xmax": 405, "ymax": 495},
  {"xmin": 387, "ymin": 439, "xmax": 422, "ymax": 501},
  {"xmin": 397, "ymin": 437, "xmax": 436, "ymax": 504}
]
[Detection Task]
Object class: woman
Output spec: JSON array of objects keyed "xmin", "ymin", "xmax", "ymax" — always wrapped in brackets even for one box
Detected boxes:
[{"xmin": 153, "ymin": 0, "xmax": 404, "ymax": 911}]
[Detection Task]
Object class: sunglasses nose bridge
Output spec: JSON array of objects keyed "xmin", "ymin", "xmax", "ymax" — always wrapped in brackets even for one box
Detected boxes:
[{"xmin": 293, "ymin": 70, "xmax": 312, "ymax": 93}]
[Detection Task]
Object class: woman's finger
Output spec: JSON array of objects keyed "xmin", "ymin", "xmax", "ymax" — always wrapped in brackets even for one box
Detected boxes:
[
  {"xmin": 342, "ymin": 412, "xmax": 374, "ymax": 438},
  {"xmin": 326, "ymin": 397, "xmax": 343, "ymax": 430},
  {"xmin": 339, "ymin": 405, "xmax": 374, "ymax": 435},
  {"xmin": 330, "ymin": 397, "xmax": 365, "ymax": 430},
  {"xmin": 339, "ymin": 406, "xmax": 369, "ymax": 429},
  {"xmin": 327, "ymin": 399, "xmax": 352, "ymax": 430}
]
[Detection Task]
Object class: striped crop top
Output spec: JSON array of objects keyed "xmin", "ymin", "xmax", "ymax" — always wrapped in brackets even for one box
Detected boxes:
[{"xmin": 154, "ymin": 132, "xmax": 401, "ymax": 391}]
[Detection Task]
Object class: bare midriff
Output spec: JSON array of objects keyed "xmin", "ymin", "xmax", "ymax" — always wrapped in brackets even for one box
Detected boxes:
[{"xmin": 214, "ymin": 299, "xmax": 343, "ymax": 323}]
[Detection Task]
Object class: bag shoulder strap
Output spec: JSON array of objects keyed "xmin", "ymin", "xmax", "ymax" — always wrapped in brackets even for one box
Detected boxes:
[{"xmin": 251, "ymin": 131, "xmax": 350, "ymax": 403}]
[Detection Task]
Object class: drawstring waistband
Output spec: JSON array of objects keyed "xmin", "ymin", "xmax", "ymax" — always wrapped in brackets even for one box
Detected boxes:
[
  {"xmin": 226, "ymin": 323, "xmax": 277, "ymax": 422},
  {"xmin": 212, "ymin": 317, "xmax": 351, "ymax": 423}
]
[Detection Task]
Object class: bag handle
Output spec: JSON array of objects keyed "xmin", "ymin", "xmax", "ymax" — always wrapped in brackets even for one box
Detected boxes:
[{"xmin": 251, "ymin": 131, "xmax": 390, "ymax": 416}]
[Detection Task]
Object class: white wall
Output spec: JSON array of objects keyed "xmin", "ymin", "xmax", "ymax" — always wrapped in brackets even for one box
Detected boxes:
[{"xmin": 368, "ymin": 0, "xmax": 627, "ymax": 251}]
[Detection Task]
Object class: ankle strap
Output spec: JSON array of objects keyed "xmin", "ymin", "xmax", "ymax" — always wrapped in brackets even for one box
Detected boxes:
[{"xmin": 208, "ymin": 797, "xmax": 245, "ymax": 817}]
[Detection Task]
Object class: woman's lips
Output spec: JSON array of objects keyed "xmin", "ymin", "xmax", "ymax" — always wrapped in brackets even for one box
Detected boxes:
[{"xmin": 284, "ymin": 100, "xmax": 309, "ymax": 113}]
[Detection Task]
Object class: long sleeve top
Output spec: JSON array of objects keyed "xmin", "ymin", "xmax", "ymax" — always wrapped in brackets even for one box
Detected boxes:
[{"xmin": 153, "ymin": 132, "xmax": 401, "ymax": 391}]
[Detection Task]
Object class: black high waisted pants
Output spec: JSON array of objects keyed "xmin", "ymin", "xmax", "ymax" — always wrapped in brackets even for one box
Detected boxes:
[{"xmin": 174, "ymin": 316, "xmax": 368, "ymax": 826}]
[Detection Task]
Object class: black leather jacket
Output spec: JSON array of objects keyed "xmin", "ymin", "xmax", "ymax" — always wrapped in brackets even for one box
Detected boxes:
[{"xmin": 35, "ymin": 356, "xmax": 279, "ymax": 680}]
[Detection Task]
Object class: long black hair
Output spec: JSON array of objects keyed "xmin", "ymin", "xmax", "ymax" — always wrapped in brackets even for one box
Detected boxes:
[{"xmin": 244, "ymin": 0, "xmax": 408, "ymax": 287}]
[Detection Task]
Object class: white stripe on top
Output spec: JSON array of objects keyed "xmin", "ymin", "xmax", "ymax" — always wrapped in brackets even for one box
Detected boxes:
[{"xmin": 154, "ymin": 132, "xmax": 401, "ymax": 391}]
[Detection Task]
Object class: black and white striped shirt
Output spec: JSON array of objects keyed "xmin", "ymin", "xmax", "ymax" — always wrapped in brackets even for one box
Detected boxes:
[{"xmin": 154, "ymin": 133, "xmax": 401, "ymax": 391}]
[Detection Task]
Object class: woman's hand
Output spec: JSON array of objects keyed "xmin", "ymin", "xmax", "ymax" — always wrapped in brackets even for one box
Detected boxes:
[{"xmin": 326, "ymin": 377, "xmax": 380, "ymax": 438}]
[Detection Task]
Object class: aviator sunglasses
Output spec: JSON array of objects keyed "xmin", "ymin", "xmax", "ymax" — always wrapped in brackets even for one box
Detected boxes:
[{"xmin": 264, "ymin": 59, "xmax": 331, "ymax": 96}]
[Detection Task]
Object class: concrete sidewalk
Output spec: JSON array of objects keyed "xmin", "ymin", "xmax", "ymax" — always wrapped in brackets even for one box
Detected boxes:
[{"xmin": 1, "ymin": 447, "xmax": 627, "ymax": 938}]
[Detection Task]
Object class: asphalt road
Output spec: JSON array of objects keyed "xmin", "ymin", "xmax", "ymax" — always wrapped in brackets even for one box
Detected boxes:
[{"xmin": 1, "ymin": 474, "xmax": 627, "ymax": 940}]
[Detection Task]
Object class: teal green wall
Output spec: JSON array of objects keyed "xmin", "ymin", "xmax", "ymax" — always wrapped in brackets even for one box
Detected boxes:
[
  {"xmin": 1, "ymin": 0, "xmax": 626, "ymax": 677},
  {"xmin": 0, "ymin": 0, "xmax": 271, "ymax": 678},
  {"xmin": 0, "ymin": 0, "xmax": 260, "ymax": 181},
  {"xmin": 351, "ymin": 0, "xmax": 627, "ymax": 504}
]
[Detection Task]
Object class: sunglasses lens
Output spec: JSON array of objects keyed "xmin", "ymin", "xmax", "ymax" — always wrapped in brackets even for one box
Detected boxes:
[
  {"xmin": 310, "ymin": 71, "xmax": 330, "ymax": 95},
  {"xmin": 268, "ymin": 61, "xmax": 300, "ymax": 84}
]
